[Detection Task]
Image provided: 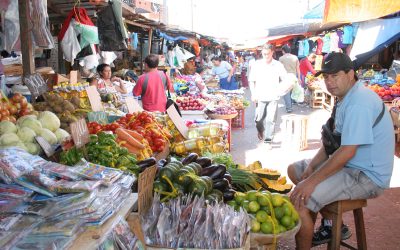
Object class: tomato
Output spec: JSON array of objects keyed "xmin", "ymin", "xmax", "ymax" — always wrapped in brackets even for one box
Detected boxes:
[
  {"xmin": 11, "ymin": 93, "xmax": 23, "ymax": 103},
  {"xmin": 110, "ymin": 123, "xmax": 120, "ymax": 130},
  {"xmin": 125, "ymin": 113, "xmax": 134, "ymax": 120},
  {"xmin": 153, "ymin": 138, "xmax": 165, "ymax": 147},
  {"xmin": 20, "ymin": 97, "xmax": 28, "ymax": 108}
]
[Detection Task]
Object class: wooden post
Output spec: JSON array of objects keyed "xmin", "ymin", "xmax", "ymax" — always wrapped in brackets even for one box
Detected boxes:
[
  {"xmin": 140, "ymin": 38, "xmax": 144, "ymax": 74},
  {"xmin": 148, "ymin": 29, "xmax": 153, "ymax": 55},
  {"xmin": 18, "ymin": 0, "xmax": 35, "ymax": 76}
]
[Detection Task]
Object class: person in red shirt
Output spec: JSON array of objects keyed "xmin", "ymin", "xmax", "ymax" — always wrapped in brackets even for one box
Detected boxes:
[
  {"xmin": 133, "ymin": 54, "xmax": 173, "ymax": 112},
  {"xmin": 299, "ymin": 53, "xmax": 317, "ymax": 88}
]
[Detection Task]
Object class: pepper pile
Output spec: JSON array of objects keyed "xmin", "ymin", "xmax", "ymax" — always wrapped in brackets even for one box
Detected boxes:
[{"xmin": 60, "ymin": 132, "xmax": 139, "ymax": 175}]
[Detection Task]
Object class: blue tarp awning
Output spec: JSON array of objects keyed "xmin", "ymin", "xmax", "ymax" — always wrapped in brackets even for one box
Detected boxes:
[
  {"xmin": 303, "ymin": 1, "xmax": 325, "ymax": 20},
  {"xmin": 350, "ymin": 17, "xmax": 400, "ymax": 68}
]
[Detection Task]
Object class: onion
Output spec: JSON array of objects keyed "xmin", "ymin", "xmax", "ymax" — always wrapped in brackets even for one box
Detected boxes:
[
  {"xmin": 11, "ymin": 93, "xmax": 23, "ymax": 103},
  {"xmin": 20, "ymin": 97, "xmax": 28, "ymax": 108}
]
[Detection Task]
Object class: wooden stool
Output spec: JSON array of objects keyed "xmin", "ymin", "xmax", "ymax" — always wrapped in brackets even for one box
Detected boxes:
[{"xmin": 321, "ymin": 199, "xmax": 367, "ymax": 250}]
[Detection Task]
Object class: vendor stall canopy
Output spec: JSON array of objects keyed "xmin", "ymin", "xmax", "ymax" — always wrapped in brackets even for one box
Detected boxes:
[{"xmin": 323, "ymin": 0, "xmax": 400, "ymax": 23}]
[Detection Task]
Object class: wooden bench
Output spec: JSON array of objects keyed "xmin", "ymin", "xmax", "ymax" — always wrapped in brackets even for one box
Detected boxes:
[{"xmin": 321, "ymin": 199, "xmax": 367, "ymax": 250}]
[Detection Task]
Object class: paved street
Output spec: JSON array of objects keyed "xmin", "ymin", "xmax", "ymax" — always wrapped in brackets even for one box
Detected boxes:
[{"xmin": 231, "ymin": 89, "xmax": 400, "ymax": 249}]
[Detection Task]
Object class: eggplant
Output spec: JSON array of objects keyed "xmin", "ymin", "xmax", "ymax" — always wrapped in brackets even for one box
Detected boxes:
[
  {"xmin": 209, "ymin": 164, "xmax": 227, "ymax": 180},
  {"xmin": 158, "ymin": 159, "xmax": 168, "ymax": 168},
  {"xmin": 223, "ymin": 189, "xmax": 235, "ymax": 202},
  {"xmin": 137, "ymin": 157, "xmax": 157, "ymax": 172},
  {"xmin": 195, "ymin": 157, "xmax": 212, "ymax": 168},
  {"xmin": 213, "ymin": 178, "xmax": 229, "ymax": 191},
  {"xmin": 181, "ymin": 152, "xmax": 199, "ymax": 165},
  {"xmin": 223, "ymin": 173, "xmax": 232, "ymax": 184},
  {"xmin": 201, "ymin": 164, "xmax": 226, "ymax": 180}
]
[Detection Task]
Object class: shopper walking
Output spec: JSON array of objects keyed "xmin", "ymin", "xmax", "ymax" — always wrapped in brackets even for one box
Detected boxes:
[
  {"xmin": 133, "ymin": 54, "xmax": 173, "ymax": 112},
  {"xmin": 279, "ymin": 45, "xmax": 300, "ymax": 112},
  {"xmin": 249, "ymin": 43, "xmax": 288, "ymax": 145}
]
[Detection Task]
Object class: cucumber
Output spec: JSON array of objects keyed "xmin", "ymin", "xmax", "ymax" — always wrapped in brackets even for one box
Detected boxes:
[
  {"xmin": 189, "ymin": 178, "xmax": 207, "ymax": 196},
  {"xmin": 153, "ymin": 181, "xmax": 168, "ymax": 193},
  {"xmin": 159, "ymin": 166, "xmax": 177, "ymax": 184},
  {"xmin": 200, "ymin": 176, "xmax": 213, "ymax": 194}
]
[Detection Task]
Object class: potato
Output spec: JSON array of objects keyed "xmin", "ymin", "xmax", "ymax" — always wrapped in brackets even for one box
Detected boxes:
[{"xmin": 63, "ymin": 100, "xmax": 76, "ymax": 112}]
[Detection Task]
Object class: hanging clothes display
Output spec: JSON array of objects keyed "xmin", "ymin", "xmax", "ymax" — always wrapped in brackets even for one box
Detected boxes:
[
  {"xmin": 322, "ymin": 33, "xmax": 331, "ymax": 53},
  {"xmin": 58, "ymin": 7, "xmax": 98, "ymax": 62},
  {"xmin": 97, "ymin": 3, "xmax": 127, "ymax": 51},
  {"xmin": 30, "ymin": 0, "xmax": 54, "ymax": 49}
]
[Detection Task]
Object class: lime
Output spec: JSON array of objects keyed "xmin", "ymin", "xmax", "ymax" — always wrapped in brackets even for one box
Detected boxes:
[
  {"xmin": 257, "ymin": 194, "xmax": 270, "ymax": 206},
  {"xmin": 280, "ymin": 215, "xmax": 293, "ymax": 228},
  {"xmin": 271, "ymin": 194, "xmax": 284, "ymax": 207},
  {"xmin": 291, "ymin": 209, "xmax": 299, "ymax": 223},
  {"xmin": 287, "ymin": 220, "xmax": 295, "ymax": 230},
  {"xmin": 282, "ymin": 203, "xmax": 292, "ymax": 216},
  {"xmin": 274, "ymin": 206, "xmax": 284, "ymax": 220},
  {"xmin": 227, "ymin": 200, "xmax": 236, "ymax": 207},
  {"xmin": 260, "ymin": 206, "xmax": 271, "ymax": 215},
  {"xmin": 234, "ymin": 192, "xmax": 246, "ymax": 205},
  {"xmin": 242, "ymin": 200, "xmax": 250, "ymax": 212},
  {"xmin": 261, "ymin": 190, "xmax": 272, "ymax": 200},
  {"xmin": 248, "ymin": 201, "xmax": 261, "ymax": 213},
  {"xmin": 246, "ymin": 190, "xmax": 258, "ymax": 201},
  {"xmin": 260, "ymin": 221, "xmax": 273, "ymax": 234},
  {"xmin": 255, "ymin": 210, "xmax": 269, "ymax": 223},
  {"xmin": 278, "ymin": 225, "xmax": 287, "ymax": 233},
  {"xmin": 251, "ymin": 219, "xmax": 261, "ymax": 233}
]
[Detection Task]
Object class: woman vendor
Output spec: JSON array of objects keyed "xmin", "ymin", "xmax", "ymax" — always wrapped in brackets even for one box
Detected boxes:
[
  {"xmin": 91, "ymin": 63, "xmax": 128, "ymax": 95},
  {"xmin": 210, "ymin": 56, "xmax": 238, "ymax": 90}
]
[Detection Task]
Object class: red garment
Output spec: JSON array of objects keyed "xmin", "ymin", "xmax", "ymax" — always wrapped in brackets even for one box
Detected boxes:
[
  {"xmin": 133, "ymin": 71, "xmax": 172, "ymax": 112},
  {"xmin": 316, "ymin": 38, "xmax": 323, "ymax": 55},
  {"xmin": 299, "ymin": 58, "xmax": 316, "ymax": 76}
]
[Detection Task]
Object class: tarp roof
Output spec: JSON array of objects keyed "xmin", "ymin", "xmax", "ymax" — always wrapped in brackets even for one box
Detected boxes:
[
  {"xmin": 266, "ymin": 21, "xmax": 341, "ymax": 37},
  {"xmin": 323, "ymin": 0, "xmax": 400, "ymax": 24},
  {"xmin": 303, "ymin": 1, "xmax": 325, "ymax": 19},
  {"xmin": 350, "ymin": 17, "xmax": 400, "ymax": 68}
]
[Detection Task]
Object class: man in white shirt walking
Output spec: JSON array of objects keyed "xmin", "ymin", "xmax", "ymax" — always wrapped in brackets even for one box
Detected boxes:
[{"xmin": 249, "ymin": 44, "xmax": 288, "ymax": 144}]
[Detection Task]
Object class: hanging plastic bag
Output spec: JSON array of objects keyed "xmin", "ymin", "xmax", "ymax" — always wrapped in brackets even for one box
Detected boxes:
[
  {"xmin": 291, "ymin": 81, "xmax": 305, "ymax": 103},
  {"xmin": 97, "ymin": 4, "xmax": 127, "ymax": 51}
]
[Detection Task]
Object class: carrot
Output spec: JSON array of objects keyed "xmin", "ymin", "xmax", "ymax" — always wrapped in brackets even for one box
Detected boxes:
[
  {"xmin": 116, "ymin": 128, "xmax": 145, "ymax": 149},
  {"xmin": 123, "ymin": 129, "xmax": 144, "ymax": 141},
  {"xmin": 116, "ymin": 138, "xmax": 142, "ymax": 155}
]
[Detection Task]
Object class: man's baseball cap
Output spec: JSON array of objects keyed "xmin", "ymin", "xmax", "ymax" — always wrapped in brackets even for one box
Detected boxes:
[{"xmin": 315, "ymin": 52, "xmax": 354, "ymax": 76}]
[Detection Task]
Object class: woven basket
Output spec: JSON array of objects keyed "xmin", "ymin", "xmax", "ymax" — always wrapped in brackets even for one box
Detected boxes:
[
  {"xmin": 206, "ymin": 111, "xmax": 238, "ymax": 120},
  {"xmin": 250, "ymin": 220, "xmax": 301, "ymax": 248},
  {"xmin": 390, "ymin": 107, "xmax": 400, "ymax": 128}
]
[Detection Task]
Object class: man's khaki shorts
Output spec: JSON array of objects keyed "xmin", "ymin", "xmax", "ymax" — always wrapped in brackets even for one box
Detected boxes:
[{"xmin": 293, "ymin": 159, "xmax": 384, "ymax": 213}]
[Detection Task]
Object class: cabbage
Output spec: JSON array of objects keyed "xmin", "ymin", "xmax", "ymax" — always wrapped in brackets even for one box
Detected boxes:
[
  {"xmin": 17, "ymin": 115, "xmax": 38, "ymax": 127},
  {"xmin": 20, "ymin": 117, "xmax": 42, "ymax": 134},
  {"xmin": 25, "ymin": 142, "xmax": 41, "ymax": 155},
  {"xmin": 0, "ymin": 133, "xmax": 21, "ymax": 146},
  {"xmin": 38, "ymin": 111, "xmax": 60, "ymax": 132},
  {"xmin": 17, "ymin": 127, "xmax": 36, "ymax": 143},
  {"xmin": 40, "ymin": 128, "xmax": 57, "ymax": 145},
  {"xmin": 0, "ymin": 121, "xmax": 18, "ymax": 135},
  {"xmin": 54, "ymin": 128, "xmax": 70, "ymax": 143},
  {"xmin": 15, "ymin": 142, "xmax": 28, "ymax": 152}
]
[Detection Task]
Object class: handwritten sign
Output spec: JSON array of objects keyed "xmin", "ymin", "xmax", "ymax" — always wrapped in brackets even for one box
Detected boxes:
[
  {"xmin": 69, "ymin": 70, "xmax": 78, "ymax": 84},
  {"xmin": 125, "ymin": 96, "xmax": 143, "ymax": 113},
  {"xmin": 23, "ymin": 73, "xmax": 48, "ymax": 99},
  {"xmin": 70, "ymin": 118, "xmax": 90, "ymax": 148},
  {"xmin": 166, "ymin": 105, "xmax": 188, "ymax": 139},
  {"xmin": 35, "ymin": 136, "xmax": 55, "ymax": 157},
  {"xmin": 88, "ymin": 111, "xmax": 108, "ymax": 124},
  {"xmin": 85, "ymin": 86, "xmax": 103, "ymax": 112}
]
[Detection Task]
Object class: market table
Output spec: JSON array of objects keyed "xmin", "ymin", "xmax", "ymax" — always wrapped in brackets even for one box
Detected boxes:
[{"xmin": 68, "ymin": 193, "xmax": 137, "ymax": 250}]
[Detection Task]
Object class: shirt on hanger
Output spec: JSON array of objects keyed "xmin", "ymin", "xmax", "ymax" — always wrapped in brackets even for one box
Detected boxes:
[
  {"xmin": 298, "ymin": 40, "xmax": 304, "ymax": 58},
  {"xmin": 316, "ymin": 38, "xmax": 323, "ymax": 55},
  {"xmin": 322, "ymin": 33, "xmax": 331, "ymax": 53},
  {"xmin": 330, "ymin": 32, "xmax": 340, "ymax": 52},
  {"xmin": 303, "ymin": 39, "xmax": 310, "ymax": 57},
  {"xmin": 343, "ymin": 25, "xmax": 354, "ymax": 44}
]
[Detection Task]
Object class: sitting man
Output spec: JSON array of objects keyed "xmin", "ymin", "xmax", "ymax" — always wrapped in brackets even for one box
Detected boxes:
[{"xmin": 287, "ymin": 52, "xmax": 394, "ymax": 249}]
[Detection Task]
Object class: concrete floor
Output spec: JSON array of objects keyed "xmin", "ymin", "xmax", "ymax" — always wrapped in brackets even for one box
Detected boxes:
[{"xmin": 230, "ymin": 90, "xmax": 400, "ymax": 249}]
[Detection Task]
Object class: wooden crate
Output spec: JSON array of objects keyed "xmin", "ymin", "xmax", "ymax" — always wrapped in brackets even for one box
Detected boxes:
[
  {"xmin": 323, "ymin": 91, "xmax": 335, "ymax": 112},
  {"xmin": 309, "ymin": 89, "xmax": 324, "ymax": 109},
  {"xmin": 280, "ymin": 114, "xmax": 308, "ymax": 151}
]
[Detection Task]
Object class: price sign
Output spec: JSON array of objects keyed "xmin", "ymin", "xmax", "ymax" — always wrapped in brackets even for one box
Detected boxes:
[
  {"xmin": 88, "ymin": 111, "xmax": 108, "ymax": 124},
  {"xmin": 166, "ymin": 105, "xmax": 188, "ymax": 139},
  {"xmin": 23, "ymin": 73, "xmax": 48, "ymax": 99},
  {"xmin": 35, "ymin": 136, "xmax": 55, "ymax": 157},
  {"xmin": 125, "ymin": 96, "xmax": 143, "ymax": 113},
  {"xmin": 70, "ymin": 118, "xmax": 90, "ymax": 148},
  {"xmin": 85, "ymin": 86, "xmax": 104, "ymax": 112}
]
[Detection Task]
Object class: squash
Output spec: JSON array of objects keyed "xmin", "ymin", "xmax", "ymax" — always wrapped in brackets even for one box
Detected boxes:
[
  {"xmin": 252, "ymin": 168, "xmax": 281, "ymax": 180},
  {"xmin": 260, "ymin": 178, "xmax": 293, "ymax": 194},
  {"xmin": 277, "ymin": 176, "xmax": 287, "ymax": 185}
]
